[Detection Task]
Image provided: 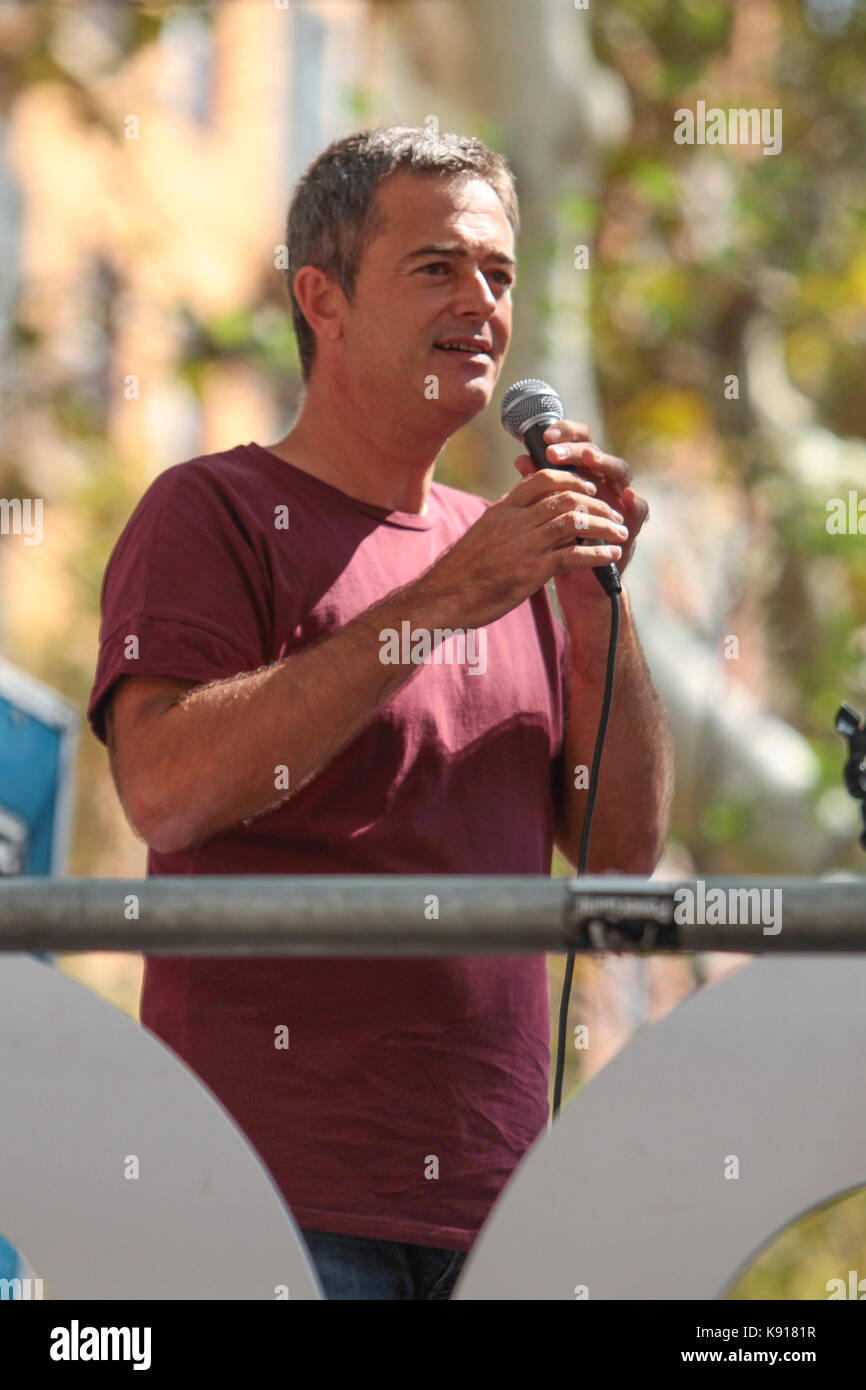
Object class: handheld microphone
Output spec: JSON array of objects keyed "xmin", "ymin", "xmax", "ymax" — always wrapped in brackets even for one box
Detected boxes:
[
  {"xmin": 500, "ymin": 378, "xmax": 622, "ymax": 597},
  {"xmin": 502, "ymin": 379, "xmax": 623, "ymax": 1120}
]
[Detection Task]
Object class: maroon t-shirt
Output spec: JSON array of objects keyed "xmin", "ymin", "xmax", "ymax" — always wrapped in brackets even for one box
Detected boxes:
[{"xmin": 87, "ymin": 442, "xmax": 571, "ymax": 1252}]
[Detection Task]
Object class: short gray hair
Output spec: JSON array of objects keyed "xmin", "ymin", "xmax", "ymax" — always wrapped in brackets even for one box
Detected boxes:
[{"xmin": 285, "ymin": 126, "xmax": 519, "ymax": 381}]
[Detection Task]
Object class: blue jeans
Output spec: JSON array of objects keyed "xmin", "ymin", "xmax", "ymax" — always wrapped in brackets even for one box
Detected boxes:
[{"xmin": 301, "ymin": 1228, "xmax": 468, "ymax": 1300}]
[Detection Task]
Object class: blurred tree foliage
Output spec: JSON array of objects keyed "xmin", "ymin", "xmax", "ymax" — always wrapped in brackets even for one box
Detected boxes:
[
  {"xmin": 578, "ymin": 0, "xmax": 866, "ymax": 1298},
  {"xmin": 729, "ymin": 1186, "xmax": 866, "ymax": 1300},
  {"xmin": 583, "ymin": 0, "xmax": 866, "ymax": 845}
]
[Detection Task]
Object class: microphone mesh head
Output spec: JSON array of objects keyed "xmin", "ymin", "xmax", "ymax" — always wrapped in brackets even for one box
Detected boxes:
[{"xmin": 500, "ymin": 378, "xmax": 563, "ymax": 440}]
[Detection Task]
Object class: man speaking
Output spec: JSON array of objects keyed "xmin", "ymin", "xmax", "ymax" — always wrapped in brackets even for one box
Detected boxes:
[{"xmin": 87, "ymin": 128, "xmax": 672, "ymax": 1300}]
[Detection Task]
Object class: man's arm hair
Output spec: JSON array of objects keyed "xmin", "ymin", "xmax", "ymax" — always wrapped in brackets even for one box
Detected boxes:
[
  {"xmin": 105, "ymin": 577, "xmax": 455, "ymax": 855},
  {"xmin": 105, "ymin": 675, "xmax": 197, "ymax": 847}
]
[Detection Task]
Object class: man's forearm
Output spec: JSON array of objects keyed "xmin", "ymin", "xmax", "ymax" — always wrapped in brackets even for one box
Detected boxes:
[
  {"xmin": 141, "ymin": 577, "xmax": 456, "ymax": 854},
  {"xmin": 557, "ymin": 586, "xmax": 674, "ymax": 873}
]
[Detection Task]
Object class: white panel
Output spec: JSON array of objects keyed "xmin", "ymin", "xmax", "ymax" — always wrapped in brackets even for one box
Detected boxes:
[
  {"xmin": 0, "ymin": 956, "xmax": 321, "ymax": 1299},
  {"xmin": 456, "ymin": 956, "xmax": 866, "ymax": 1299}
]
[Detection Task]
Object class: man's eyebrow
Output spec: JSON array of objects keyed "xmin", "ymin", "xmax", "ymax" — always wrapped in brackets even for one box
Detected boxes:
[{"xmin": 401, "ymin": 242, "xmax": 516, "ymax": 268}]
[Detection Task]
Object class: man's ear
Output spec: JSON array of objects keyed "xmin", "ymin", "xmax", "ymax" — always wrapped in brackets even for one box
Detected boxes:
[{"xmin": 292, "ymin": 266, "xmax": 347, "ymax": 347}]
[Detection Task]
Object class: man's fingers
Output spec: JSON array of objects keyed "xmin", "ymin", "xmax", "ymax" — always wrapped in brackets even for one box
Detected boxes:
[
  {"xmin": 553, "ymin": 541, "xmax": 623, "ymax": 575},
  {"xmin": 623, "ymin": 486, "xmax": 650, "ymax": 526},
  {"xmin": 543, "ymin": 504, "xmax": 629, "ymax": 548},
  {"xmin": 536, "ymin": 489, "xmax": 626, "ymax": 526},
  {"xmin": 512, "ymin": 464, "xmax": 601, "ymax": 504},
  {"xmin": 543, "ymin": 443, "xmax": 632, "ymax": 490},
  {"xmin": 543, "ymin": 420, "xmax": 592, "ymax": 444}
]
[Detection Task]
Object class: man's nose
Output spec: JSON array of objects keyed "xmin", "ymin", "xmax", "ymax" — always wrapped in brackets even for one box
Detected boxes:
[{"xmin": 452, "ymin": 268, "xmax": 498, "ymax": 318}]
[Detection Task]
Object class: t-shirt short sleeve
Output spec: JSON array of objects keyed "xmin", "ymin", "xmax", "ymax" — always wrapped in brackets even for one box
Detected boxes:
[{"xmin": 87, "ymin": 460, "xmax": 269, "ymax": 745}]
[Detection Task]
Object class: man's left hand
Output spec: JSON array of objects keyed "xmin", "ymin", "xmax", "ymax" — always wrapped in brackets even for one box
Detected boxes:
[{"xmin": 513, "ymin": 418, "xmax": 649, "ymax": 603}]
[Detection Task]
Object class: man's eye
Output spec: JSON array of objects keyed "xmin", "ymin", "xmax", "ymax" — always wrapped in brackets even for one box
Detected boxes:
[
  {"xmin": 489, "ymin": 270, "xmax": 514, "ymax": 287},
  {"xmin": 420, "ymin": 262, "xmax": 450, "ymax": 275}
]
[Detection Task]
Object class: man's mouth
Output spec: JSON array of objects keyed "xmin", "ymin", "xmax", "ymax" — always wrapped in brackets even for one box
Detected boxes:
[{"xmin": 433, "ymin": 338, "xmax": 493, "ymax": 356}]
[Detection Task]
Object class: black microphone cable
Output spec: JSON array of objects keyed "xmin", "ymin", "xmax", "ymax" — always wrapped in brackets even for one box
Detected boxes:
[
  {"xmin": 550, "ymin": 588, "xmax": 619, "ymax": 1119},
  {"xmin": 500, "ymin": 379, "xmax": 622, "ymax": 1122}
]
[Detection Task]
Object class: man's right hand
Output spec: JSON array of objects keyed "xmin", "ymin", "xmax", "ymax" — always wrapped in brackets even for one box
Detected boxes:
[{"xmin": 414, "ymin": 466, "xmax": 626, "ymax": 630}]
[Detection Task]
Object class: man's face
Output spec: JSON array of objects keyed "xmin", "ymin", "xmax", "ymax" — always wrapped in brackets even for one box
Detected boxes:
[{"xmin": 338, "ymin": 171, "xmax": 514, "ymax": 429}]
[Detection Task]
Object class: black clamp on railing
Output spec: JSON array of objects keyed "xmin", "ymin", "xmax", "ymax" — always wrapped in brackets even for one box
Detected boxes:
[
  {"xmin": 835, "ymin": 703, "xmax": 866, "ymax": 852},
  {"xmin": 562, "ymin": 879, "xmax": 681, "ymax": 954}
]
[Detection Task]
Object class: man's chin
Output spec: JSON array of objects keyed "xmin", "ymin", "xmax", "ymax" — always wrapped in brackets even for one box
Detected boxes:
[{"xmin": 434, "ymin": 366, "xmax": 499, "ymax": 421}]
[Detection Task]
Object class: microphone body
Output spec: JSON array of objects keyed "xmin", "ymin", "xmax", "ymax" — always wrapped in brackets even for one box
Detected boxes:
[{"xmin": 500, "ymin": 379, "xmax": 622, "ymax": 597}]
